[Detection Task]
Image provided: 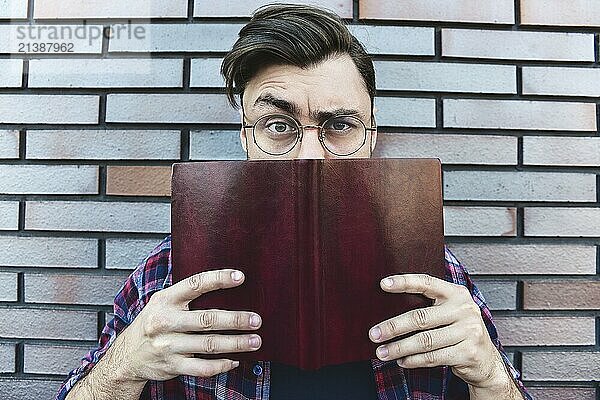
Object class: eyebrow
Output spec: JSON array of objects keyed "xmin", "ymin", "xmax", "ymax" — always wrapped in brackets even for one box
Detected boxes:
[{"xmin": 253, "ymin": 93, "xmax": 364, "ymax": 122}]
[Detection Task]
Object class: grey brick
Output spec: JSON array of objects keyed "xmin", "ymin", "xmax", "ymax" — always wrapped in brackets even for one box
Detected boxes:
[
  {"xmin": 0, "ymin": 95, "xmax": 99, "ymax": 124},
  {"xmin": 106, "ymin": 94, "xmax": 239, "ymax": 124},
  {"xmin": 522, "ymin": 352, "xmax": 600, "ymax": 381},
  {"xmin": 447, "ymin": 243, "xmax": 597, "ymax": 275},
  {"xmin": 29, "ymin": 58, "xmax": 183, "ymax": 88},
  {"xmin": 0, "ymin": 130, "xmax": 19, "ymax": 159},
  {"xmin": 0, "ymin": 165, "xmax": 98, "ymax": 195},
  {"xmin": 468, "ymin": 280, "xmax": 516, "ymax": 310},
  {"xmin": 0, "ymin": 201, "xmax": 19, "ymax": 230},
  {"xmin": 25, "ymin": 273, "xmax": 128, "ymax": 305},
  {"xmin": 0, "ymin": 0, "xmax": 28, "ymax": 19},
  {"xmin": 105, "ymin": 238, "xmax": 162, "ymax": 269},
  {"xmin": 523, "ymin": 66, "xmax": 600, "ymax": 97},
  {"xmin": 523, "ymin": 136, "xmax": 600, "ymax": 166},
  {"xmin": 525, "ymin": 207, "xmax": 600, "ymax": 237},
  {"xmin": 375, "ymin": 97, "xmax": 436, "ymax": 127},
  {"xmin": 0, "ymin": 343, "xmax": 15, "ymax": 373},
  {"xmin": 444, "ymin": 171, "xmax": 596, "ymax": 202},
  {"xmin": 25, "ymin": 201, "xmax": 171, "ymax": 233},
  {"xmin": 108, "ymin": 23, "xmax": 243, "ymax": 52},
  {"xmin": 189, "ymin": 130, "xmax": 246, "ymax": 160},
  {"xmin": 0, "ymin": 59, "xmax": 22, "ymax": 87},
  {"xmin": 0, "ymin": 25, "xmax": 103, "ymax": 54},
  {"xmin": 0, "ymin": 379, "xmax": 62, "ymax": 400},
  {"xmin": 26, "ymin": 130, "xmax": 181, "ymax": 160},
  {"xmin": 521, "ymin": 0, "xmax": 600, "ymax": 26},
  {"xmin": 526, "ymin": 387, "xmax": 596, "ymax": 400},
  {"xmin": 23, "ymin": 344, "xmax": 91, "ymax": 375},
  {"xmin": 34, "ymin": 0, "xmax": 187, "ymax": 18},
  {"xmin": 495, "ymin": 316, "xmax": 595, "ymax": 346},
  {"xmin": 444, "ymin": 99, "xmax": 597, "ymax": 131},
  {"xmin": 194, "ymin": 0, "xmax": 352, "ymax": 18},
  {"xmin": 190, "ymin": 58, "xmax": 225, "ymax": 88},
  {"xmin": 0, "ymin": 236, "xmax": 97, "ymax": 268},
  {"xmin": 375, "ymin": 133, "xmax": 517, "ymax": 165},
  {"xmin": 0, "ymin": 308, "xmax": 97, "ymax": 340},
  {"xmin": 349, "ymin": 25, "xmax": 435, "ymax": 55},
  {"xmin": 374, "ymin": 61, "xmax": 516, "ymax": 93},
  {"xmin": 444, "ymin": 206, "xmax": 517, "ymax": 237},
  {"xmin": 0, "ymin": 273, "xmax": 18, "ymax": 302}
]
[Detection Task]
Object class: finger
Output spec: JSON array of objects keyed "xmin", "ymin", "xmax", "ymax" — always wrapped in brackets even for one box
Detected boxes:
[
  {"xmin": 173, "ymin": 309, "xmax": 262, "ymax": 332},
  {"xmin": 374, "ymin": 324, "xmax": 464, "ymax": 362},
  {"xmin": 380, "ymin": 274, "xmax": 462, "ymax": 302},
  {"xmin": 369, "ymin": 303, "xmax": 456, "ymax": 342},
  {"xmin": 172, "ymin": 333, "xmax": 262, "ymax": 354},
  {"xmin": 165, "ymin": 269, "xmax": 245, "ymax": 306},
  {"xmin": 396, "ymin": 345, "xmax": 458, "ymax": 369},
  {"xmin": 175, "ymin": 357, "xmax": 240, "ymax": 378}
]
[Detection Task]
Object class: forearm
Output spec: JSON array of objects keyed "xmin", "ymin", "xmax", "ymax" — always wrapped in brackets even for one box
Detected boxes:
[
  {"xmin": 468, "ymin": 362, "xmax": 526, "ymax": 400},
  {"xmin": 65, "ymin": 332, "xmax": 147, "ymax": 400}
]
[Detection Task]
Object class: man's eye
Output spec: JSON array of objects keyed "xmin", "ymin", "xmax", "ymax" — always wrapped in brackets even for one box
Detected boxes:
[{"xmin": 266, "ymin": 121, "xmax": 294, "ymax": 134}]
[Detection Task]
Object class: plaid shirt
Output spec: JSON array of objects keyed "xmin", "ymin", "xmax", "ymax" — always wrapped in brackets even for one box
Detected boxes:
[{"xmin": 56, "ymin": 236, "xmax": 531, "ymax": 400}]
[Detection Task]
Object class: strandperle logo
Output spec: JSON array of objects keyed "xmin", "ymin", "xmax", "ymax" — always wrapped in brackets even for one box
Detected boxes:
[{"xmin": 15, "ymin": 21, "xmax": 147, "ymax": 46}]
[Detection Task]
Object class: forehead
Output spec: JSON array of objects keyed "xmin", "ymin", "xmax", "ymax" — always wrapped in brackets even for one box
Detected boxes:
[{"xmin": 243, "ymin": 54, "xmax": 371, "ymax": 119}]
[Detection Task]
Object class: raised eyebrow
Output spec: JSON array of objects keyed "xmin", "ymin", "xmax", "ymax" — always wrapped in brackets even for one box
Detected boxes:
[
  {"xmin": 312, "ymin": 108, "xmax": 362, "ymax": 122},
  {"xmin": 253, "ymin": 93, "xmax": 302, "ymax": 116}
]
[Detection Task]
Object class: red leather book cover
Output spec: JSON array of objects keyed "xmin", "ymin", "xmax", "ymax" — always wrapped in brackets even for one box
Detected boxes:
[{"xmin": 171, "ymin": 158, "xmax": 445, "ymax": 370}]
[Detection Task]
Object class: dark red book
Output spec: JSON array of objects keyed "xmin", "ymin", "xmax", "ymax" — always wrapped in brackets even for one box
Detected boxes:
[{"xmin": 171, "ymin": 158, "xmax": 445, "ymax": 370}]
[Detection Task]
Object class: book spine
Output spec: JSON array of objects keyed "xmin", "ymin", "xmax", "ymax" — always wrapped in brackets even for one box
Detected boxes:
[{"xmin": 310, "ymin": 160, "xmax": 322, "ymax": 369}]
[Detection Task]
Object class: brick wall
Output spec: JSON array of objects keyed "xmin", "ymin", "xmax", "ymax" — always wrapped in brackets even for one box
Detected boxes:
[{"xmin": 0, "ymin": 0, "xmax": 598, "ymax": 398}]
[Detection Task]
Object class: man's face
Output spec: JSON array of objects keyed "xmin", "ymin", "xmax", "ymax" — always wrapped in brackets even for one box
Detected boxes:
[{"xmin": 240, "ymin": 53, "xmax": 377, "ymax": 159}]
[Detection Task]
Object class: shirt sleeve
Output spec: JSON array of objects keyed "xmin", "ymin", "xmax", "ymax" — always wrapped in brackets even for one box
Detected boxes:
[
  {"xmin": 443, "ymin": 246, "xmax": 533, "ymax": 400},
  {"xmin": 54, "ymin": 237, "xmax": 172, "ymax": 400}
]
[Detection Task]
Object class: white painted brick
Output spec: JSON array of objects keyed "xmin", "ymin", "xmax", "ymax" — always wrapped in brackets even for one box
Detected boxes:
[
  {"xmin": 522, "ymin": 352, "xmax": 600, "ymax": 381},
  {"xmin": 190, "ymin": 58, "xmax": 225, "ymax": 88},
  {"xmin": 376, "ymin": 133, "xmax": 517, "ymax": 165},
  {"xmin": 0, "ymin": 95, "xmax": 99, "ymax": 124},
  {"xmin": 0, "ymin": 165, "xmax": 98, "ymax": 195},
  {"xmin": 525, "ymin": 208, "xmax": 600, "ymax": 237},
  {"xmin": 0, "ymin": 130, "xmax": 19, "ymax": 159},
  {"xmin": 523, "ymin": 136, "xmax": 600, "ymax": 167},
  {"xmin": 0, "ymin": 344, "xmax": 14, "ymax": 373},
  {"xmin": 375, "ymin": 97, "xmax": 436, "ymax": 127},
  {"xmin": 359, "ymin": 0, "xmax": 514, "ymax": 23},
  {"xmin": 194, "ymin": 0, "xmax": 352, "ymax": 18},
  {"xmin": 0, "ymin": 273, "xmax": 17, "ymax": 302},
  {"xmin": 25, "ymin": 201, "xmax": 171, "ymax": 233},
  {"xmin": 444, "ymin": 206, "xmax": 516, "ymax": 237},
  {"xmin": 189, "ymin": 130, "xmax": 246, "ymax": 160},
  {"xmin": 0, "ymin": 379, "xmax": 61, "ymax": 399},
  {"xmin": 109, "ymin": 23, "xmax": 243, "ymax": 53},
  {"xmin": 25, "ymin": 273, "xmax": 128, "ymax": 305},
  {"xmin": 443, "ymin": 99, "xmax": 597, "ymax": 131},
  {"xmin": 447, "ymin": 243, "xmax": 597, "ymax": 274},
  {"xmin": 106, "ymin": 94, "xmax": 239, "ymax": 124},
  {"xmin": 23, "ymin": 344, "xmax": 91, "ymax": 375},
  {"xmin": 0, "ymin": 59, "xmax": 22, "ymax": 88},
  {"xmin": 0, "ymin": 202, "xmax": 19, "ymax": 231},
  {"xmin": 442, "ymin": 29, "xmax": 595, "ymax": 61},
  {"xmin": 0, "ymin": 25, "xmax": 103, "ymax": 54},
  {"xmin": 0, "ymin": 236, "xmax": 98, "ymax": 268},
  {"xmin": 374, "ymin": 61, "xmax": 516, "ymax": 94},
  {"xmin": 444, "ymin": 171, "xmax": 596, "ymax": 202},
  {"xmin": 523, "ymin": 66, "xmax": 600, "ymax": 97},
  {"xmin": 521, "ymin": 0, "xmax": 600, "ymax": 26},
  {"xmin": 34, "ymin": 0, "xmax": 187, "ymax": 18},
  {"xmin": 348, "ymin": 25, "xmax": 435, "ymax": 55},
  {"xmin": 0, "ymin": 0, "xmax": 27, "ymax": 19},
  {"xmin": 0, "ymin": 308, "xmax": 97, "ymax": 340},
  {"xmin": 495, "ymin": 316, "xmax": 596, "ymax": 346},
  {"xmin": 29, "ymin": 59, "xmax": 183, "ymax": 88},
  {"xmin": 26, "ymin": 130, "xmax": 181, "ymax": 160},
  {"xmin": 105, "ymin": 238, "xmax": 161, "ymax": 269},
  {"xmin": 472, "ymin": 280, "xmax": 516, "ymax": 310}
]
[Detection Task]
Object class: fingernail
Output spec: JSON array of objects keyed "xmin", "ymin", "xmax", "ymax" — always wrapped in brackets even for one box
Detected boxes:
[
  {"xmin": 232, "ymin": 361, "xmax": 240, "ymax": 368},
  {"xmin": 377, "ymin": 346, "xmax": 389, "ymax": 359},
  {"xmin": 249, "ymin": 336, "xmax": 260, "ymax": 348},
  {"xmin": 369, "ymin": 327, "xmax": 381, "ymax": 341},
  {"xmin": 381, "ymin": 278, "xmax": 393, "ymax": 287},
  {"xmin": 231, "ymin": 271, "xmax": 243, "ymax": 281},
  {"xmin": 250, "ymin": 314, "xmax": 261, "ymax": 327},
  {"xmin": 397, "ymin": 358, "xmax": 405, "ymax": 367}
]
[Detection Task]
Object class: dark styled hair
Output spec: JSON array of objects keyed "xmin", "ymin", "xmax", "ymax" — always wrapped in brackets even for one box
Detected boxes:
[{"xmin": 221, "ymin": 3, "xmax": 375, "ymax": 110}]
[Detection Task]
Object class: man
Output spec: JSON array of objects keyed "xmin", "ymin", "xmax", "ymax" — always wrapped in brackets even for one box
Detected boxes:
[{"xmin": 57, "ymin": 4, "xmax": 531, "ymax": 399}]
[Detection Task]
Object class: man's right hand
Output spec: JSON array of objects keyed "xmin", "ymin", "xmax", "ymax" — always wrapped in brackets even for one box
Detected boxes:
[{"xmin": 112, "ymin": 269, "xmax": 262, "ymax": 382}]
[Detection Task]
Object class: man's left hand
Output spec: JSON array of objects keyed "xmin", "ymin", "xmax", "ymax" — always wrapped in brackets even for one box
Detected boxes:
[{"xmin": 368, "ymin": 273, "xmax": 508, "ymax": 389}]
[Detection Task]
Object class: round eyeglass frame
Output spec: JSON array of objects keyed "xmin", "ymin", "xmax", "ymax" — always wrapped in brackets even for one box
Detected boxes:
[{"xmin": 243, "ymin": 113, "xmax": 377, "ymax": 157}]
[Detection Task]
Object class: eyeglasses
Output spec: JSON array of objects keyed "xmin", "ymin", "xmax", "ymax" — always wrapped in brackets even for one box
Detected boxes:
[{"xmin": 243, "ymin": 113, "xmax": 377, "ymax": 156}]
